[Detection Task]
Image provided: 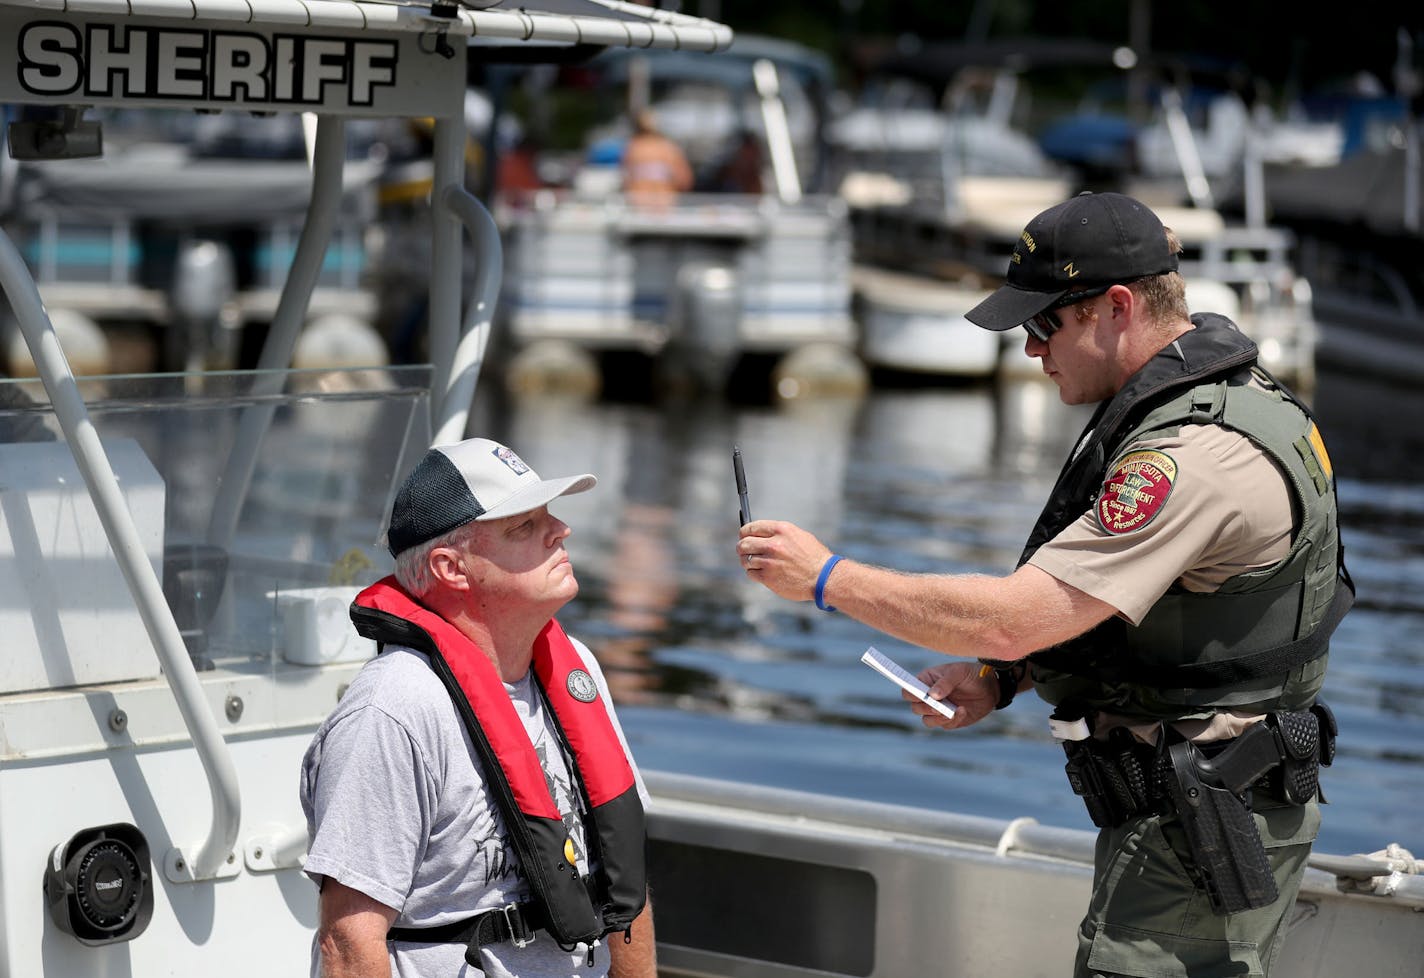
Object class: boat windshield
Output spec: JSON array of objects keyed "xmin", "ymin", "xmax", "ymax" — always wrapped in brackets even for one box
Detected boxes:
[{"xmin": 0, "ymin": 366, "xmax": 430, "ymax": 683}]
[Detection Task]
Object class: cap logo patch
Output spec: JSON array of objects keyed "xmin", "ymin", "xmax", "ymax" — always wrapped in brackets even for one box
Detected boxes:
[
  {"xmin": 566, "ymin": 668, "xmax": 599, "ymax": 703},
  {"xmin": 491, "ymin": 446, "xmax": 531, "ymax": 475},
  {"xmin": 1063, "ymin": 261, "xmax": 1080, "ymax": 278},
  {"xmin": 1097, "ymin": 449, "xmax": 1177, "ymax": 535}
]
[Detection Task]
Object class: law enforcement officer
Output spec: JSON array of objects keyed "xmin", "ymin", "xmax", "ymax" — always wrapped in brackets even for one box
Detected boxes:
[{"xmin": 736, "ymin": 192, "xmax": 1351, "ymax": 978}]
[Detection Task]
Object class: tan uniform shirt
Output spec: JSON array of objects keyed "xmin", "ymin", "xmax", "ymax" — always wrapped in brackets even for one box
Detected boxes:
[
  {"xmin": 1029, "ymin": 422, "xmax": 1295, "ymax": 740},
  {"xmin": 1030, "ymin": 423, "xmax": 1293, "ymax": 624}
]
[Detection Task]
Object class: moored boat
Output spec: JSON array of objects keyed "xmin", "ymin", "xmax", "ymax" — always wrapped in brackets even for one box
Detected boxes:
[
  {"xmin": 834, "ymin": 39, "xmax": 1317, "ymax": 388},
  {"xmin": 494, "ymin": 37, "xmax": 864, "ymax": 399}
]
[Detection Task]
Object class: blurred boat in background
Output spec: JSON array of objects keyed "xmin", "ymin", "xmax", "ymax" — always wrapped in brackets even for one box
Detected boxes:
[
  {"xmin": 1247, "ymin": 30, "xmax": 1424, "ymax": 384},
  {"xmin": 830, "ymin": 38, "xmax": 1318, "ymax": 388},
  {"xmin": 0, "ymin": 109, "xmax": 386, "ymax": 375},
  {"xmin": 489, "ymin": 36, "xmax": 865, "ymax": 400}
]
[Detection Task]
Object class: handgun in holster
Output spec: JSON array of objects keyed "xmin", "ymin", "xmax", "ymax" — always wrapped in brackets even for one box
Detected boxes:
[
  {"xmin": 1162, "ymin": 705, "xmax": 1335, "ymax": 915},
  {"xmin": 1162, "ymin": 717, "xmax": 1302, "ymax": 916}
]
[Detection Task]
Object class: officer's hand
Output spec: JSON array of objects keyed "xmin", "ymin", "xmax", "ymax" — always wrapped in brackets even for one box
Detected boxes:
[
  {"xmin": 907, "ymin": 661, "xmax": 998, "ymax": 731},
  {"xmin": 736, "ymin": 519, "xmax": 831, "ymax": 602}
]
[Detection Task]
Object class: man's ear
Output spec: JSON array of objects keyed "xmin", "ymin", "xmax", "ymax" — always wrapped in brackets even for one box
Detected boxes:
[
  {"xmin": 428, "ymin": 546, "xmax": 474, "ymax": 591},
  {"xmin": 1104, "ymin": 282, "xmax": 1137, "ymax": 333}
]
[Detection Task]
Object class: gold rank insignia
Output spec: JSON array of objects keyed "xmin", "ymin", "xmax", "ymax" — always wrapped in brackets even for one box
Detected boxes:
[
  {"xmin": 1097, "ymin": 449, "xmax": 1177, "ymax": 535},
  {"xmin": 1307, "ymin": 422, "xmax": 1333, "ymax": 482}
]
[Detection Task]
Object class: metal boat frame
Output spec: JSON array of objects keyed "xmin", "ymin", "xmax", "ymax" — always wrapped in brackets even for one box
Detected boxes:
[{"xmin": 646, "ymin": 772, "xmax": 1424, "ymax": 978}]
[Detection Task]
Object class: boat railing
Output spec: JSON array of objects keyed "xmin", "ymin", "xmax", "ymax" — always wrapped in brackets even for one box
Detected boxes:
[
  {"xmin": 502, "ymin": 188, "xmax": 846, "ymax": 228},
  {"xmin": 435, "ymin": 184, "xmax": 501, "ymax": 446},
  {"xmin": 645, "ymin": 770, "xmax": 1424, "ymax": 910},
  {"xmin": 207, "ymin": 116, "xmax": 352, "ymax": 553},
  {"xmin": 0, "ymin": 224, "xmax": 242, "ymax": 880},
  {"xmin": 0, "ymin": 114, "xmax": 483, "ymax": 885}
]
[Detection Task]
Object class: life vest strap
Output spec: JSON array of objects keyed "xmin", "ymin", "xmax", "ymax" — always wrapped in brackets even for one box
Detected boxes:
[{"xmin": 387, "ymin": 901, "xmax": 542, "ymax": 963}]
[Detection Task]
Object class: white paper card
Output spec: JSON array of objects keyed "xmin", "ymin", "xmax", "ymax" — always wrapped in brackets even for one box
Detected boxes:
[{"xmin": 860, "ymin": 646, "xmax": 957, "ymax": 719}]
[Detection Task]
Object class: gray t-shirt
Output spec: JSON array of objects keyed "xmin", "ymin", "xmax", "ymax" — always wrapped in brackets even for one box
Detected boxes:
[{"xmin": 300, "ymin": 635, "xmax": 648, "ymax": 978}]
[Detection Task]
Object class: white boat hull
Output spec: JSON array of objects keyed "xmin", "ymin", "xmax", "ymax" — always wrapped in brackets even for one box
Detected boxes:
[
  {"xmin": 853, "ymin": 267, "xmax": 1001, "ymax": 377},
  {"xmin": 5, "ymin": 666, "xmax": 360, "ymax": 976}
]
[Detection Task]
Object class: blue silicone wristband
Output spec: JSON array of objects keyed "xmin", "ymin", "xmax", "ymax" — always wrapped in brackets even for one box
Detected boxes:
[{"xmin": 815, "ymin": 554, "xmax": 843, "ymax": 612}]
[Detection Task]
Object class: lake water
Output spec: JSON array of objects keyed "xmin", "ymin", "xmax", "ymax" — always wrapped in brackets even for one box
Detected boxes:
[{"xmin": 471, "ymin": 365, "xmax": 1423, "ymax": 858}]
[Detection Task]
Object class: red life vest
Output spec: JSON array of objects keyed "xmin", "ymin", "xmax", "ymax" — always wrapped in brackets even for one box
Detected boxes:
[{"xmin": 350, "ymin": 577, "xmax": 647, "ymax": 945}]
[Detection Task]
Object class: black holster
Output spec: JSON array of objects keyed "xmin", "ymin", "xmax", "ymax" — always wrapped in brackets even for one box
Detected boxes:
[{"xmin": 1164, "ymin": 739, "xmax": 1278, "ymax": 915}]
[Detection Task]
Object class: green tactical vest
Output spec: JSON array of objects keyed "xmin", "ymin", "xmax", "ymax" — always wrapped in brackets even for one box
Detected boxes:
[{"xmin": 1023, "ymin": 317, "xmax": 1344, "ymax": 721}]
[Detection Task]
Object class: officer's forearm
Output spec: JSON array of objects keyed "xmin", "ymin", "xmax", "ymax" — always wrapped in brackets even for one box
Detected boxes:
[{"xmin": 820, "ymin": 560, "xmax": 1113, "ymax": 661}]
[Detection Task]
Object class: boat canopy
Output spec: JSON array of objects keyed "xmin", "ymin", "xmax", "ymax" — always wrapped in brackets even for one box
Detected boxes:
[{"xmin": 1, "ymin": 0, "xmax": 731, "ymax": 51}]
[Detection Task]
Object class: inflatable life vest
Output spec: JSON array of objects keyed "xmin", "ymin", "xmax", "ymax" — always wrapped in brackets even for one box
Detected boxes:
[
  {"xmin": 1017, "ymin": 315, "xmax": 1351, "ymax": 719},
  {"xmin": 350, "ymin": 577, "xmax": 647, "ymax": 945}
]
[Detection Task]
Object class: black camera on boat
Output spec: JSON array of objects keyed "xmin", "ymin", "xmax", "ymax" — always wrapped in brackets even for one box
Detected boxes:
[{"xmin": 44, "ymin": 823, "xmax": 154, "ymax": 946}]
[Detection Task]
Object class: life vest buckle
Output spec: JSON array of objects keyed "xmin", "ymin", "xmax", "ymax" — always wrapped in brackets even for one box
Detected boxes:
[{"xmin": 502, "ymin": 903, "xmax": 536, "ymax": 949}]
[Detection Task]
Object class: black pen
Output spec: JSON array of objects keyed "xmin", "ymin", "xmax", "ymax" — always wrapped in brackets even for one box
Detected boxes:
[{"xmin": 733, "ymin": 445, "xmax": 752, "ymax": 526}]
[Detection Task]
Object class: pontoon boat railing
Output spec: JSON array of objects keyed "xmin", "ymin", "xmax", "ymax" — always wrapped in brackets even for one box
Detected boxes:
[{"xmin": 753, "ymin": 59, "xmax": 802, "ymax": 206}]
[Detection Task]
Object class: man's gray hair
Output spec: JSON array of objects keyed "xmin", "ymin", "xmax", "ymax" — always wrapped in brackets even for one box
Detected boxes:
[{"xmin": 393, "ymin": 520, "xmax": 484, "ymax": 599}]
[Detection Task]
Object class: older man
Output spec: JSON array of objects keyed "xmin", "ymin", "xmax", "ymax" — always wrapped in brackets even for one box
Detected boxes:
[
  {"xmin": 738, "ymin": 192, "xmax": 1350, "ymax": 978},
  {"xmin": 301, "ymin": 438, "xmax": 655, "ymax": 978}
]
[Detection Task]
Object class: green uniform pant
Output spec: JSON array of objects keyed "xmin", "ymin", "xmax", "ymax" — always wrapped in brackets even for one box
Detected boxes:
[{"xmin": 1074, "ymin": 796, "xmax": 1320, "ymax": 978}]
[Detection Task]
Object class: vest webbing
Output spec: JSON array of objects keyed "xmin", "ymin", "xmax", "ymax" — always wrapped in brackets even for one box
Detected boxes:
[{"xmin": 350, "ymin": 577, "xmax": 647, "ymax": 945}]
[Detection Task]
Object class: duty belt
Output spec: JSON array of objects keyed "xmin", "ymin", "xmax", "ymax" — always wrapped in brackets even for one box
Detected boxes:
[
  {"xmin": 387, "ymin": 901, "xmax": 539, "ymax": 966},
  {"xmin": 1052, "ymin": 702, "xmax": 1338, "ymax": 915}
]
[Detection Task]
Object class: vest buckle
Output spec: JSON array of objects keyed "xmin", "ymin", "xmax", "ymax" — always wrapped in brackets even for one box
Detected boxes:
[{"xmin": 502, "ymin": 903, "xmax": 536, "ymax": 948}]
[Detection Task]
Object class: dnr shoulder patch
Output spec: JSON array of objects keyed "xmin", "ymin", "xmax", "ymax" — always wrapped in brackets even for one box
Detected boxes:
[{"xmin": 1096, "ymin": 449, "xmax": 1178, "ymax": 535}]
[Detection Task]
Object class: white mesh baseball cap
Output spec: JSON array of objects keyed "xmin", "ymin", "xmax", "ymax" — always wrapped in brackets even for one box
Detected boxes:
[{"xmin": 385, "ymin": 438, "xmax": 595, "ymax": 556}]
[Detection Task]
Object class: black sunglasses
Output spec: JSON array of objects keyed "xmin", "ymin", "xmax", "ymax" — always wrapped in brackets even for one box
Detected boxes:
[{"xmin": 1023, "ymin": 283, "xmax": 1116, "ymax": 342}]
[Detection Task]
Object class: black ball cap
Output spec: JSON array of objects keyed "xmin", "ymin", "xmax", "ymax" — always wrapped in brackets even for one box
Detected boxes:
[{"xmin": 966, "ymin": 191, "xmax": 1179, "ymax": 331}]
